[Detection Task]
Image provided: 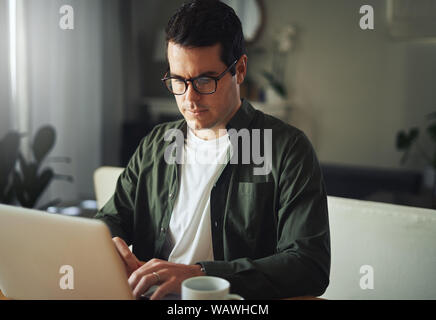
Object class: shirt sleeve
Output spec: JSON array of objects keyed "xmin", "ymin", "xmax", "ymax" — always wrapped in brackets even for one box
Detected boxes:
[{"xmin": 197, "ymin": 132, "xmax": 331, "ymax": 299}]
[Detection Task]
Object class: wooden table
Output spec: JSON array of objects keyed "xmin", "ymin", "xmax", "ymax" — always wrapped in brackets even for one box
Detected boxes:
[
  {"xmin": 0, "ymin": 290, "xmax": 10, "ymax": 300},
  {"xmin": 285, "ymin": 296, "xmax": 324, "ymax": 300}
]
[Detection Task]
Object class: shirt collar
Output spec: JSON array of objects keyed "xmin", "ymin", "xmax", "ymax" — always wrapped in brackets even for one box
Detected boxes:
[{"xmin": 226, "ymin": 98, "xmax": 256, "ymax": 131}]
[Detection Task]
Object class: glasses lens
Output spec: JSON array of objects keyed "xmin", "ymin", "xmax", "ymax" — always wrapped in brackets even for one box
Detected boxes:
[
  {"xmin": 193, "ymin": 77, "xmax": 216, "ymax": 94},
  {"xmin": 165, "ymin": 78, "xmax": 186, "ymax": 94}
]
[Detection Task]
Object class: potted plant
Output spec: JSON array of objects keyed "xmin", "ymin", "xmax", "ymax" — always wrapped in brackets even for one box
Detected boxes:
[
  {"xmin": 0, "ymin": 125, "xmax": 72, "ymax": 209},
  {"xmin": 396, "ymin": 111, "xmax": 436, "ymax": 207},
  {"xmin": 261, "ymin": 24, "xmax": 297, "ymax": 103}
]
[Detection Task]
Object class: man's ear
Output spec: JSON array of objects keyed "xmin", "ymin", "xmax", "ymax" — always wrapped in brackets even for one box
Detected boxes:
[{"xmin": 236, "ymin": 55, "xmax": 248, "ymax": 85}]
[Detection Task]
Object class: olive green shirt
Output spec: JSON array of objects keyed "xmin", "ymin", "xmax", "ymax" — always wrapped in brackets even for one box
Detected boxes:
[{"xmin": 95, "ymin": 99, "xmax": 330, "ymax": 299}]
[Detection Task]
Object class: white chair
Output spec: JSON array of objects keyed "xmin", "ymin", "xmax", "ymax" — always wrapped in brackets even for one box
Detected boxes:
[
  {"xmin": 322, "ymin": 196, "xmax": 436, "ymax": 299},
  {"xmin": 94, "ymin": 166, "xmax": 133, "ymax": 251},
  {"xmin": 93, "ymin": 166, "xmax": 124, "ymax": 210}
]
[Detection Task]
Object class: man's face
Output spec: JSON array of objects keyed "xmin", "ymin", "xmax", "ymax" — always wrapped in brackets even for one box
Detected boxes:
[{"xmin": 167, "ymin": 42, "xmax": 246, "ymax": 134}]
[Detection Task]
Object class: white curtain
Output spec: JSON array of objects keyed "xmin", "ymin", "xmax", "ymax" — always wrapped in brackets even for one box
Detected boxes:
[
  {"xmin": 3, "ymin": 0, "xmax": 123, "ymax": 206},
  {"xmin": 0, "ymin": 0, "xmax": 11, "ymax": 137}
]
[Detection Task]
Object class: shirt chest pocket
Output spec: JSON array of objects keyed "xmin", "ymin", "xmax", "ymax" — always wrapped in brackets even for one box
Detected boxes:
[
  {"xmin": 230, "ymin": 182, "xmax": 276, "ymax": 236},
  {"xmin": 224, "ymin": 181, "xmax": 276, "ymax": 258}
]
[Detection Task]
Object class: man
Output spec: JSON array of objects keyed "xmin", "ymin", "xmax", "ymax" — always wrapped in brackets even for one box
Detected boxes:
[{"xmin": 95, "ymin": 0, "xmax": 330, "ymax": 300}]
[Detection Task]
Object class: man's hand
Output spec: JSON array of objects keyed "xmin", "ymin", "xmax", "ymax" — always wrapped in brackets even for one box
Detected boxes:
[
  {"xmin": 112, "ymin": 237, "xmax": 205, "ymax": 300},
  {"xmin": 128, "ymin": 258, "xmax": 205, "ymax": 300},
  {"xmin": 112, "ymin": 237, "xmax": 144, "ymax": 277}
]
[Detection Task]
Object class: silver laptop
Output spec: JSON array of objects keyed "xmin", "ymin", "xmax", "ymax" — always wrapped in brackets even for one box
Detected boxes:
[{"xmin": 0, "ymin": 204, "xmax": 133, "ymax": 300}]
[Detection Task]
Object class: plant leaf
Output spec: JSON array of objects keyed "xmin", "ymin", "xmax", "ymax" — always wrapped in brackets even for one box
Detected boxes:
[
  {"xmin": 396, "ymin": 131, "xmax": 408, "ymax": 150},
  {"xmin": 409, "ymin": 127, "xmax": 419, "ymax": 141},
  {"xmin": 427, "ymin": 123, "xmax": 436, "ymax": 142},
  {"xmin": 33, "ymin": 126, "xmax": 56, "ymax": 164},
  {"xmin": 396, "ymin": 128, "xmax": 419, "ymax": 151},
  {"xmin": 261, "ymin": 70, "xmax": 287, "ymax": 98},
  {"xmin": 0, "ymin": 131, "xmax": 20, "ymax": 192},
  {"xmin": 36, "ymin": 168, "xmax": 54, "ymax": 195}
]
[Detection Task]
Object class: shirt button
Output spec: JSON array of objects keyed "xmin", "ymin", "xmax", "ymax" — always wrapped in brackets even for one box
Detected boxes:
[
  {"xmin": 161, "ymin": 227, "xmax": 166, "ymax": 233},
  {"xmin": 169, "ymin": 192, "xmax": 174, "ymax": 199},
  {"xmin": 214, "ymin": 221, "xmax": 218, "ymax": 228}
]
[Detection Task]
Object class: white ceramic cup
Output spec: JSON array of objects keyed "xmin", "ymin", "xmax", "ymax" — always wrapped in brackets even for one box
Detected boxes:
[{"xmin": 181, "ymin": 276, "xmax": 244, "ymax": 300}]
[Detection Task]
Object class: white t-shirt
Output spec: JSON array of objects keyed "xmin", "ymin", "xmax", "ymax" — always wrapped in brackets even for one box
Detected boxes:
[{"xmin": 163, "ymin": 128, "xmax": 231, "ymax": 265}]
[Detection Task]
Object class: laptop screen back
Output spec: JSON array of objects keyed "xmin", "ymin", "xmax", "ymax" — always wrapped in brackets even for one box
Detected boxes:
[{"xmin": 0, "ymin": 204, "xmax": 133, "ymax": 300}]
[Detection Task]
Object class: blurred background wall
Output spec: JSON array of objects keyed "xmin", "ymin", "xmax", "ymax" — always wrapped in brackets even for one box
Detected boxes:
[
  {"xmin": 248, "ymin": 0, "xmax": 436, "ymax": 170},
  {"xmin": 125, "ymin": 0, "xmax": 436, "ymax": 170}
]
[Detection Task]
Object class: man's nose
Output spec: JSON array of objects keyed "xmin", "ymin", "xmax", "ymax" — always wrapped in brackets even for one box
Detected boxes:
[{"xmin": 184, "ymin": 81, "xmax": 200, "ymax": 102}]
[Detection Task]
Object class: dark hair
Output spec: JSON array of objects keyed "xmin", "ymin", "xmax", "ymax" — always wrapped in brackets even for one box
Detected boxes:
[{"xmin": 165, "ymin": 0, "xmax": 246, "ymax": 75}]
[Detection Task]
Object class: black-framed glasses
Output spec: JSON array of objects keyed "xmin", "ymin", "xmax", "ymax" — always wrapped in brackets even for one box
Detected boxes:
[{"xmin": 161, "ymin": 60, "xmax": 238, "ymax": 95}]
